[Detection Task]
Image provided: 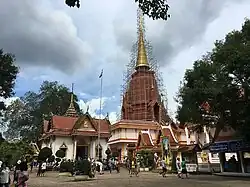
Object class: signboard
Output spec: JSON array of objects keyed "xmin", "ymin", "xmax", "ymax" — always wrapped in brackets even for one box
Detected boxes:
[
  {"xmin": 186, "ymin": 164, "xmax": 197, "ymax": 172},
  {"xmin": 209, "ymin": 140, "xmax": 250, "ymax": 153}
]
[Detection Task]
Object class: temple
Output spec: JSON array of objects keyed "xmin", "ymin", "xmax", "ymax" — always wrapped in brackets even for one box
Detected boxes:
[
  {"xmin": 108, "ymin": 9, "xmax": 171, "ymax": 160},
  {"xmin": 40, "ymin": 86, "xmax": 111, "ymax": 160}
]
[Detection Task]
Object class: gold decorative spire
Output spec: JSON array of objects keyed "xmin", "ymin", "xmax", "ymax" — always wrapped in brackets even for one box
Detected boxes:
[
  {"xmin": 65, "ymin": 83, "xmax": 78, "ymax": 117},
  {"xmin": 136, "ymin": 9, "xmax": 149, "ymax": 69}
]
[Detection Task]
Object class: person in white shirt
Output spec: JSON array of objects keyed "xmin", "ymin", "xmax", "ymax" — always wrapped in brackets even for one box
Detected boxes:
[
  {"xmin": 95, "ymin": 161, "xmax": 103, "ymax": 175},
  {"xmin": 176, "ymin": 157, "xmax": 182, "ymax": 178},
  {"xmin": 41, "ymin": 162, "xmax": 47, "ymax": 176}
]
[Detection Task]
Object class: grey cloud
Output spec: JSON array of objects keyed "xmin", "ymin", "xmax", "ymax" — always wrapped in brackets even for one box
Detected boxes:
[
  {"xmin": 0, "ymin": 1, "xmax": 92, "ymax": 73},
  {"xmin": 113, "ymin": 0, "xmax": 247, "ymax": 67}
]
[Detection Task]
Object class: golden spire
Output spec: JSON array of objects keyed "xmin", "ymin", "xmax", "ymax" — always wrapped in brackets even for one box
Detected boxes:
[
  {"xmin": 65, "ymin": 83, "xmax": 78, "ymax": 117},
  {"xmin": 136, "ymin": 9, "xmax": 149, "ymax": 69}
]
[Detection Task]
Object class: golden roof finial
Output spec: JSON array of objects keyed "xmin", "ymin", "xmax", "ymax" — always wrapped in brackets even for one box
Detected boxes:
[
  {"xmin": 65, "ymin": 83, "xmax": 78, "ymax": 117},
  {"xmin": 136, "ymin": 9, "xmax": 149, "ymax": 69}
]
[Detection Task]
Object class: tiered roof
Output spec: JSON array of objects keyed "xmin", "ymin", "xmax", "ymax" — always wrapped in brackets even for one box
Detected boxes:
[{"xmin": 41, "ymin": 90, "xmax": 110, "ymax": 139}]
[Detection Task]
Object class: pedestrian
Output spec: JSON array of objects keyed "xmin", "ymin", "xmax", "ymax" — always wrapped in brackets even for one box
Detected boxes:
[
  {"xmin": 36, "ymin": 162, "xmax": 42, "ymax": 177},
  {"xmin": 127, "ymin": 159, "xmax": 131, "ymax": 175},
  {"xmin": 0, "ymin": 162, "xmax": 10, "ymax": 187},
  {"xmin": 29, "ymin": 161, "xmax": 33, "ymax": 173},
  {"xmin": 41, "ymin": 162, "xmax": 47, "ymax": 177},
  {"xmin": 130, "ymin": 158, "xmax": 138, "ymax": 177},
  {"xmin": 160, "ymin": 159, "xmax": 167, "ymax": 177},
  {"xmin": 181, "ymin": 158, "xmax": 188, "ymax": 179},
  {"xmin": 108, "ymin": 159, "xmax": 112, "ymax": 174},
  {"xmin": 16, "ymin": 164, "xmax": 29, "ymax": 187},
  {"xmin": 13, "ymin": 160, "xmax": 21, "ymax": 185},
  {"xmin": 176, "ymin": 157, "xmax": 182, "ymax": 178}
]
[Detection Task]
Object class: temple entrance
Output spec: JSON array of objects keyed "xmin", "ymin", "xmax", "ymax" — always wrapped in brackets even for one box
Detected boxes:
[{"xmin": 76, "ymin": 145, "xmax": 88, "ymax": 160}]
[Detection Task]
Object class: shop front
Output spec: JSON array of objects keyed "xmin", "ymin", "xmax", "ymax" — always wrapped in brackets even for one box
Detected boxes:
[
  {"xmin": 209, "ymin": 140, "xmax": 250, "ymax": 173},
  {"xmin": 178, "ymin": 144, "xmax": 201, "ymax": 173}
]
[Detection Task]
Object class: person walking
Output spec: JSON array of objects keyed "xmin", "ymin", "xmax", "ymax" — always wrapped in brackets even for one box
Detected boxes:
[
  {"xmin": 0, "ymin": 162, "xmax": 10, "ymax": 187},
  {"xmin": 160, "ymin": 159, "xmax": 167, "ymax": 177},
  {"xmin": 16, "ymin": 164, "xmax": 29, "ymax": 187},
  {"xmin": 41, "ymin": 162, "xmax": 47, "ymax": 177},
  {"xmin": 181, "ymin": 158, "xmax": 188, "ymax": 179},
  {"xmin": 176, "ymin": 157, "xmax": 182, "ymax": 178},
  {"xmin": 130, "ymin": 158, "xmax": 136, "ymax": 177},
  {"xmin": 36, "ymin": 162, "xmax": 42, "ymax": 177},
  {"xmin": 108, "ymin": 159, "xmax": 112, "ymax": 174}
]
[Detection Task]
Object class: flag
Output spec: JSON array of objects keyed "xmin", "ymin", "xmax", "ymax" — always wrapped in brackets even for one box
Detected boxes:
[{"xmin": 99, "ymin": 69, "xmax": 103, "ymax": 78}]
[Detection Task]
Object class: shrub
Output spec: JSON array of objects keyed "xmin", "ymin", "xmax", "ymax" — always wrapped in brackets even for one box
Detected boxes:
[
  {"xmin": 38, "ymin": 147, "xmax": 52, "ymax": 162},
  {"xmin": 55, "ymin": 149, "xmax": 65, "ymax": 158},
  {"xmin": 75, "ymin": 159, "xmax": 91, "ymax": 176},
  {"xmin": 48, "ymin": 155, "xmax": 55, "ymax": 163},
  {"xmin": 59, "ymin": 160, "xmax": 74, "ymax": 173}
]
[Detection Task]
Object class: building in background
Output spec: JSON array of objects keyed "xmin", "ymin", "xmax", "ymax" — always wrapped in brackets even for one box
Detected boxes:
[{"xmin": 40, "ymin": 92, "xmax": 110, "ymax": 160}]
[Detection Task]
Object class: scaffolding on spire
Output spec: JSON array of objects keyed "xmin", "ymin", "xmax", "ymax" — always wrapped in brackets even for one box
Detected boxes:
[{"xmin": 118, "ymin": 8, "xmax": 168, "ymax": 121}]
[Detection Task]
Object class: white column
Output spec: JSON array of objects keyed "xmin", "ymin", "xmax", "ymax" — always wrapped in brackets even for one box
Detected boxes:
[
  {"xmin": 185, "ymin": 127, "xmax": 190, "ymax": 145},
  {"xmin": 239, "ymin": 151, "xmax": 245, "ymax": 173},
  {"xmin": 93, "ymin": 140, "xmax": 96, "ymax": 159},
  {"xmin": 204, "ymin": 126, "xmax": 210, "ymax": 144},
  {"xmin": 73, "ymin": 140, "xmax": 77, "ymax": 160}
]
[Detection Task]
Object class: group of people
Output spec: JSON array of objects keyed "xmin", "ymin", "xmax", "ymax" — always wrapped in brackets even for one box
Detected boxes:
[
  {"xmin": 158, "ymin": 157, "xmax": 188, "ymax": 179},
  {"xmin": 0, "ymin": 159, "xmax": 29, "ymax": 187},
  {"xmin": 176, "ymin": 157, "xmax": 188, "ymax": 179},
  {"xmin": 126, "ymin": 158, "xmax": 139, "ymax": 177}
]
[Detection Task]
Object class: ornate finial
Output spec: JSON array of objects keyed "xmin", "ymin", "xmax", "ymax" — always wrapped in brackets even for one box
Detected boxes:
[
  {"xmin": 135, "ymin": 8, "xmax": 149, "ymax": 69},
  {"xmin": 105, "ymin": 112, "xmax": 109, "ymax": 119},
  {"xmin": 65, "ymin": 83, "xmax": 78, "ymax": 117}
]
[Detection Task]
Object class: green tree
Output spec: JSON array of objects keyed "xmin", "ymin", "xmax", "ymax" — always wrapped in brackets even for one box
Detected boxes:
[
  {"xmin": 38, "ymin": 147, "xmax": 52, "ymax": 162},
  {"xmin": 0, "ymin": 49, "xmax": 19, "ymax": 115},
  {"xmin": 2, "ymin": 81, "xmax": 81, "ymax": 141},
  {"xmin": 176, "ymin": 19, "xmax": 250, "ymax": 142},
  {"xmin": 65, "ymin": 0, "xmax": 170, "ymax": 21},
  {"xmin": 0, "ymin": 140, "xmax": 34, "ymax": 165}
]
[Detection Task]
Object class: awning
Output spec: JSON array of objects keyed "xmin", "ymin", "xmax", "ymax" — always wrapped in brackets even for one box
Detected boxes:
[{"xmin": 178, "ymin": 144, "xmax": 202, "ymax": 153}]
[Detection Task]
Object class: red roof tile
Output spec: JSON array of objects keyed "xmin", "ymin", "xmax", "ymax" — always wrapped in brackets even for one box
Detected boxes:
[
  {"xmin": 42, "ymin": 114, "xmax": 111, "ymax": 138},
  {"xmin": 137, "ymin": 131, "xmax": 154, "ymax": 148},
  {"xmin": 93, "ymin": 119, "xmax": 110, "ymax": 133},
  {"xmin": 52, "ymin": 115, "xmax": 78, "ymax": 129}
]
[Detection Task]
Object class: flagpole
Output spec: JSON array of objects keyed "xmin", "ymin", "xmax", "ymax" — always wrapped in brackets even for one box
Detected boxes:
[{"xmin": 98, "ymin": 70, "xmax": 103, "ymax": 161}]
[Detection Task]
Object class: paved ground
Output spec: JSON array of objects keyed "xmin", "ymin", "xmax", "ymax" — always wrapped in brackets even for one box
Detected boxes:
[{"xmin": 27, "ymin": 169, "xmax": 250, "ymax": 187}]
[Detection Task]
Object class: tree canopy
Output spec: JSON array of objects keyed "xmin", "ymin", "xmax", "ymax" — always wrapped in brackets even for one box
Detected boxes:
[
  {"xmin": 0, "ymin": 49, "xmax": 19, "ymax": 115},
  {"xmin": 0, "ymin": 140, "xmax": 35, "ymax": 166},
  {"xmin": 65, "ymin": 0, "xmax": 170, "ymax": 21},
  {"xmin": 2, "ymin": 81, "xmax": 81, "ymax": 141},
  {"xmin": 176, "ymin": 18, "xmax": 250, "ymax": 142}
]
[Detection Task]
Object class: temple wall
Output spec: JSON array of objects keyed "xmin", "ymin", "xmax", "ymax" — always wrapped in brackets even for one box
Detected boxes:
[{"xmin": 41, "ymin": 136, "xmax": 74, "ymax": 160}]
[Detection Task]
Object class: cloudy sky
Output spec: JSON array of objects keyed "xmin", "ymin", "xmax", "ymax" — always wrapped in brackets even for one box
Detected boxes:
[{"xmin": 1, "ymin": 0, "xmax": 250, "ymax": 123}]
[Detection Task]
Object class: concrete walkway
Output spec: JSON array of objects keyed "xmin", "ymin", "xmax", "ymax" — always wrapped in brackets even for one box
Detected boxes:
[{"xmin": 214, "ymin": 172, "xmax": 250, "ymax": 178}]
